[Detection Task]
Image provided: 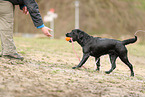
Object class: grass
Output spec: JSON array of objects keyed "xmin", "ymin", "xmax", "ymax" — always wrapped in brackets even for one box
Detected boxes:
[
  {"xmin": 0, "ymin": 36, "xmax": 145, "ymax": 97},
  {"xmin": 127, "ymin": 43, "xmax": 145, "ymax": 57},
  {"xmin": 136, "ymin": 0, "xmax": 145, "ymax": 10},
  {"xmin": 14, "ymin": 37, "xmax": 145, "ymax": 57}
]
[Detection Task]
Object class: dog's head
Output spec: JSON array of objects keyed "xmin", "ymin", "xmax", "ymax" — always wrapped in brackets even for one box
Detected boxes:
[{"xmin": 66, "ymin": 29, "xmax": 84, "ymax": 43}]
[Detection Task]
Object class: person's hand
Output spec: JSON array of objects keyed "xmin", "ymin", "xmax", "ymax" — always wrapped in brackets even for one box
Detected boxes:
[
  {"xmin": 22, "ymin": 6, "xmax": 29, "ymax": 15},
  {"xmin": 41, "ymin": 27, "xmax": 52, "ymax": 37}
]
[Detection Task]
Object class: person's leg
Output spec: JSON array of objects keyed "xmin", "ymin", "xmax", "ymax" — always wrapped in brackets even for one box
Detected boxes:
[{"xmin": 0, "ymin": 1, "xmax": 23, "ymax": 60}]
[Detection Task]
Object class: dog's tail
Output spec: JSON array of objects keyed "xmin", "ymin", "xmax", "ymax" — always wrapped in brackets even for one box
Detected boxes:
[
  {"xmin": 122, "ymin": 35, "xmax": 137, "ymax": 45},
  {"xmin": 122, "ymin": 30, "xmax": 145, "ymax": 45}
]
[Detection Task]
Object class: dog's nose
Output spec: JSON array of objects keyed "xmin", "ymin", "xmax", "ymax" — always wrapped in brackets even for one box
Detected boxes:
[{"xmin": 66, "ymin": 33, "xmax": 69, "ymax": 36}]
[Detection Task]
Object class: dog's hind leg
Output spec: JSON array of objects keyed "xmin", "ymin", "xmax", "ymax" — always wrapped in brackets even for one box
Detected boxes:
[
  {"xmin": 105, "ymin": 54, "xmax": 118, "ymax": 74},
  {"xmin": 95, "ymin": 57, "xmax": 100, "ymax": 71},
  {"xmin": 119, "ymin": 54, "xmax": 134, "ymax": 76}
]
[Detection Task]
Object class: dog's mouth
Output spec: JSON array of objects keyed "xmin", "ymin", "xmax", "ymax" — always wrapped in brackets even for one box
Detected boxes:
[
  {"xmin": 69, "ymin": 38, "xmax": 73, "ymax": 42},
  {"xmin": 67, "ymin": 37, "xmax": 72, "ymax": 43},
  {"xmin": 66, "ymin": 33, "xmax": 73, "ymax": 43}
]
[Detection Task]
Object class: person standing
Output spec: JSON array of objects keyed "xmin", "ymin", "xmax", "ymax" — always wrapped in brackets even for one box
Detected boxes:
[{"xmin": 0, "ymin": 0, "xmax": 52, "ymax": 60}]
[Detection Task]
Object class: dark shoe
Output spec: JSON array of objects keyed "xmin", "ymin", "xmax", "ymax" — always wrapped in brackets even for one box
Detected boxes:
[{"xmin": 3, "ymin": 53, "xmax": 24, "ymax": 61}]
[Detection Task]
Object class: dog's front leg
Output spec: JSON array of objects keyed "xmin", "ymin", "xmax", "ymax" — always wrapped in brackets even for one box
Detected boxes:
[{"xmin": 72, "ymin": 53, "xmax": 90, "ymax": 69}]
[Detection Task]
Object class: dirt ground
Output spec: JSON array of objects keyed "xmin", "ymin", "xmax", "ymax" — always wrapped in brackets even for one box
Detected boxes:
[{"xmin": 0, "ymin": 37, "xmax": 145, "ymax": 97}]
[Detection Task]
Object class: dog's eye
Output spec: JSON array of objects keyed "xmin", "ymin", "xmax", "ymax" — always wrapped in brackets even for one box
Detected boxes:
[{"xmin": 72, "ymin": 32, "xmax": 75, "ymax": 35}]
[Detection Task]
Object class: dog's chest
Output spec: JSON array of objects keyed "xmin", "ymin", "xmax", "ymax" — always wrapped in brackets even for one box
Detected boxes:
[{"xmin": 89, "ymin": 46, "xmax": 110, "ymax": 57}]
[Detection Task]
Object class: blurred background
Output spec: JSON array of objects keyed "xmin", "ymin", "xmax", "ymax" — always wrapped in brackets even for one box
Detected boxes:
[{"xmin": 14, "ymin": 0, "xmax": 145, "ymax": 40}]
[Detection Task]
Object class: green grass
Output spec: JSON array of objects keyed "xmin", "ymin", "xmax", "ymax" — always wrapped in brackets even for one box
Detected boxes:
[
  {"xmin": 134, "ymin": 0, "xmax": 145, "ymax": 10},
  {"xmin": 127, "ymin": 43, "xmax": 145, "ymax": 57},
  {"xmin": 14, "ymin": 37, "xmax": 145, "ymax": 58}
]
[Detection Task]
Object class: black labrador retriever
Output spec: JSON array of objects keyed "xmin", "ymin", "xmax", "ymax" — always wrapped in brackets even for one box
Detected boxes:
[{"xmin": 66, "ymin": 29, "xmax": 137, "ymax": 76}]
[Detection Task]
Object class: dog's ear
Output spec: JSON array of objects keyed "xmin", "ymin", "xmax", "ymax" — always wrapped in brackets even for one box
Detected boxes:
[{"xmin": 78, "ymin": 32, "xmax": 84, "ymax": 40}]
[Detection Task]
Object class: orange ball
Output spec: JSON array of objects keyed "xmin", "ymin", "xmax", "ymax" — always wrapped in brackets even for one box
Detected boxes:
[{"xmin": 65, "ymin": 37, "xmax": 71, "ymax": 41}]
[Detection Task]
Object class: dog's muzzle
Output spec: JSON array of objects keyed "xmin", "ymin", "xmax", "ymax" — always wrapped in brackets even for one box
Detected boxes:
[
  {"xmin": 66, "ymin": 33, "xmax": 71, "ymax": 37},
  {"xmin": 66, "ymin": 33, "xmax": 73, "ymax": 42}
]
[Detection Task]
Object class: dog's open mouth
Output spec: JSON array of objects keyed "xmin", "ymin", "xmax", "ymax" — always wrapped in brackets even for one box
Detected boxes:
[
  {"xmin": 65, "ymin": 37, "xmax": 72, "ymax": 43},
  {"xmin": 68, "ymin": 37, "xmax": 73, "ymax": 43},
  {"xmin": 66, "ymin": 33, "xmax": 73, "ymax": 43}
]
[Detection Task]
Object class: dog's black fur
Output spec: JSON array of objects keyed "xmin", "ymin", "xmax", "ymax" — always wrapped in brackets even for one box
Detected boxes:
[{"xmin": 66, "ymin": 29, "xmax": 137, "ymax": 76}]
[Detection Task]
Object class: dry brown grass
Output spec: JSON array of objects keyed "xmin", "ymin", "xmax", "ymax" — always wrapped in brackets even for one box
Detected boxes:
[
  {"xmin": 0, "ymin": 37, "xmax": 145, "ymax": 97},
  {"xmin": 14, "ymin": 0, "xmax": 145, "ymax": 39}
]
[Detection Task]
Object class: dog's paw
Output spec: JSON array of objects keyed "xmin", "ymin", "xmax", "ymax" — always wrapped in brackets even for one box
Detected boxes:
[
  {"xmin": 72, "ymin": 66, "xmax": 81, "ymax": 69},
  {"xmin": 72, "ymin": 66, "xmax": 77, "ymax": 69},
  {"xmin": 131, "ymin": 72, "xmax": 134, "ymax": 77},
  {"xmin": 105, "ymin": 71, "xmax": 110, "ymax": 74},
  {"xmin": 95, "ymin": 69, "xmax": 100, "ymax": 72},
  {"xmin": 96, "ymin": 68, "xmax": 100, "ymax": 71}
]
